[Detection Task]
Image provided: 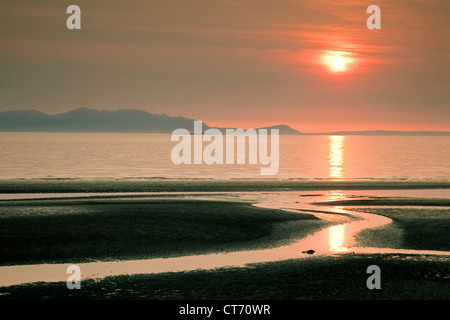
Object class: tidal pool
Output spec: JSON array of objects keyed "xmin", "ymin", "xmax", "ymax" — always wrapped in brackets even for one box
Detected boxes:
[{"xmin": 0, "ymin": 189, "xmax": 449, "ymax": 287}]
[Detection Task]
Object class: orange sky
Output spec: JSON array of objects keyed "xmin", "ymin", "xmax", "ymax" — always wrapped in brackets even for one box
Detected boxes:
[{"xmin": 0, "ymin": 0, "xmax": 449, "ymax": 132}]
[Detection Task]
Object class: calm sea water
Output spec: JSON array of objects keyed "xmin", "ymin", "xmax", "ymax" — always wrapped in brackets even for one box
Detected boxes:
[{"xmin": 0, "ymin": 132, "xmax": 449, "ymax": 181}]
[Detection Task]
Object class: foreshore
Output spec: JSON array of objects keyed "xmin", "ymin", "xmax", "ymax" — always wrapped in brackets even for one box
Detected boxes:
[
  {"xmin": 0, "ymin": 198, "xmax": 329, "ymax": 266},
  {"xmin": 1, "ymin": 178, "xmax": 449, "ymax": 193},
  {"xmin": 0, "ymin": 179, "xmax": 449, "ymax": 300},
  {"xmin": 2, "ymin": 254, "xmax": 449, "ymax": 300}
]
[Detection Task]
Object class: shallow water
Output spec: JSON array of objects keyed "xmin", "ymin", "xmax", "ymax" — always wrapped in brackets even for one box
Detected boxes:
[
  {"xmin": 1, "ymin": 188, "xmax": 450, "ymax": 200},
  {"xmin": 0, "ymin": 189, "xmax": 449, "ymax": 287}
]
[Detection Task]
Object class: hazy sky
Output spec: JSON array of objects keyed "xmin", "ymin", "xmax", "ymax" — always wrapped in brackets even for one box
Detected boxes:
[{"xmin": 1, "ymin": 0, "xmax": 449, "ymax": 132}]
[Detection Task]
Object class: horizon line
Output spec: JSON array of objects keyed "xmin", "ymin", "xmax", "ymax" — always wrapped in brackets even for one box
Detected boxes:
[{"xmin": 0, "ymin": 107, "xmax": 449, "ymax": 135}]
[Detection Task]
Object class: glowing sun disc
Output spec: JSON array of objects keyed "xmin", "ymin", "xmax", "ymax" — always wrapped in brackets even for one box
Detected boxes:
[{"xmin": 332, "ymin": 56, "xmax": 346, "ymax": 71}]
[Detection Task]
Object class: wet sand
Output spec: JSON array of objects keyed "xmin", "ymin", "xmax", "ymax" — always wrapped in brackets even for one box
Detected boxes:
[
  {"xmin": 354, "ymin": 207, "xmax": 450, "ymax": 252},
  {"xmin": 1, "ymin": 178, "xmax": 449, "ymax": 194},
  {"xmin": 0, "ymin": 179, "xmax": 449, "ymax": 300},
  {"xmin": 0, "ymin": 198, "xmax": 327, "ymax": 266},
  {"xmin": 1, "ymin": 254, "xmax": 449, "ymax": 300}
]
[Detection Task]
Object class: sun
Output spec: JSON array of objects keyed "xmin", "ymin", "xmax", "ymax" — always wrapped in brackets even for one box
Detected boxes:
[
  {"xmin": 332, "ymin": 56, "xmax": 346, "ymax": 71},
  {"xmin": 323, "ymin": 51, "xmax": 352, "ymax": 73}
]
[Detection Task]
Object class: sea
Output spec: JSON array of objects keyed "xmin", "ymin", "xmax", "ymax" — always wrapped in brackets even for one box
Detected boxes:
[{"xmin": 0, "ymin": 132, "xmax": 449, "ymax": 181}]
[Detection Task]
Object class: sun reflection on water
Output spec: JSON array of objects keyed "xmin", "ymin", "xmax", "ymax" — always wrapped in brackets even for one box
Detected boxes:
[
  {"xmin": 329, "ymin": 191, "xmax": 345, "ymax": 202},
  {"xmin": 327, "ymin": 191, "xmax": 350, "ymax": 252},
  {"xmin": 329, "ymin": 224, "xmax": 348, "ymax": 253},
  {"xmin": 328, "ymin": 135, "xmax": 345, "ymax": 180}
]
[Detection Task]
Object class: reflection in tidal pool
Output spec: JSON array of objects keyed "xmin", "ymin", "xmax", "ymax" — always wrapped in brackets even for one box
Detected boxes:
[
  {"xmin": 329, "ymin": 224, "xmax": 348, "ymax": 253},
  {"xmin": 1, "ymin": 190, "xmax": 449, "ymax": 287}
]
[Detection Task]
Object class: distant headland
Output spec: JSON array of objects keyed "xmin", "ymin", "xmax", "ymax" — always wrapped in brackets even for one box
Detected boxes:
[{"xmin": 0, "ymin": 107, "xmax": 448, "ymax": 135}]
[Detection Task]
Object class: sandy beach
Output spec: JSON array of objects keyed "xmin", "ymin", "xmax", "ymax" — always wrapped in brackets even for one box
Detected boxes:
[
  {"xmin": 0, "ymin": 198, "xmax": 327, "ymax": 266},
  {"xmin": 0, "ymin": 179, "xmax": 449, "ymax": 300}
]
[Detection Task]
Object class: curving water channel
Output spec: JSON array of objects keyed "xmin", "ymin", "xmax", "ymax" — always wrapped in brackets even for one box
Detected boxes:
[{"xmin": 0, "ymin": 189, "xmax": 449, "ymax": 287}]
